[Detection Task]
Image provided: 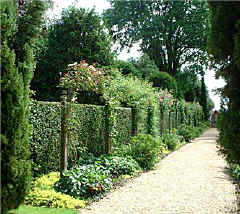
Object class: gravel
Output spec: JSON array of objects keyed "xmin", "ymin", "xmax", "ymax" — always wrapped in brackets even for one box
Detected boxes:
[{"xmin": 78, "ymin": 128, "xmax": 238, "ymax": 214}]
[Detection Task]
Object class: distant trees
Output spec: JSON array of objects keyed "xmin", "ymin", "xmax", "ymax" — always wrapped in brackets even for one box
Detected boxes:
[
  {"xmin": 1, "ymin": 0, "xmax": 48, "ymax": 213},
  {"xmin": 103, "ymin": 0, "xmax": 209, "ymax": 77},
  {"xmin": 31, "ymin": 7, "xmax": 115, "ymax": 101},
  {"xmin": 149, "ymin": 72, "xmax": 177, "ymax": 93},
  {"xmin": 208, "ymin": 2, "xmax": 240, "ymax": 164}
]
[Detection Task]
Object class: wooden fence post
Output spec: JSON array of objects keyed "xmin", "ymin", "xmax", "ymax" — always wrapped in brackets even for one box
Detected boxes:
[
  {"xmin": 176, "ymin": 108, "xmax": 178, "ymax": 129},
  {"xmin": 160, "ymin": 107, "xmax": 164, "ymax": 136},
  {"xmin": 60, "ymin": 89, "xmax": 68, "ymax": 175},
  {"xmin": 168, "ymin": 111, "xmax": 171, "ymax": 133},
  {"xmin": 104, "ymin": 103, "xmax": 111, "ymax": 154}
]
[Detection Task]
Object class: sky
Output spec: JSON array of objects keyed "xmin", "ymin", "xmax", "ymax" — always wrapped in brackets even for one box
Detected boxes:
[{"xmin": 48, "ymin": 0, "xmax": 226, "ymax": 110}]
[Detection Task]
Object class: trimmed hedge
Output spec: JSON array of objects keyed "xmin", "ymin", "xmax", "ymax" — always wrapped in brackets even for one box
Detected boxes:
[
  {"xmin": 30, "ymin": 99, "xmax": 204, "ymax": 176},
  {"xmin": 29, "ymin": 101, "xmax": 61, "ymax": 176},
  {"xmin": 114, "ymin": 107, "xmax": 132, "ymax": 146},
  {"xmin": 29, "ymin": 101, "xmax": 133, "ymax": 176}
]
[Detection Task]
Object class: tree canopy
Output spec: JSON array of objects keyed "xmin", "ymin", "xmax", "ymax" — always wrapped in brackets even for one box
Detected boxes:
[
  {"xmin": 31, "ymin": 6, "xmax": 115, "ymax": 101},
  {"xmin": 103, "ymin": 0, "xmax": 209, "ymax": 77}
]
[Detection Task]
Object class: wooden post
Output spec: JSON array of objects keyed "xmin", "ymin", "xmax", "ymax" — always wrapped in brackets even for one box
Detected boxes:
[
  {"xmin": 104, "ymin": 103, "xmax": 111, "ymax": 154},
  {"xmin": 175, "ymin": 102, "xmax": 178, "ymax": 129},
  {"xmin": 131, "ymin": 107, "xmax": 137, "ymax": 136},
  {"xmin": 159, "ymin": 106, "xmax": 164, "ymax": 136},
  {"xmin": 168, "ymin": 111, "xmax": 171, "ymax": 133},
  {"xmin": 60, "ymin": 89, "xmax": 68, "ymax": 175}
]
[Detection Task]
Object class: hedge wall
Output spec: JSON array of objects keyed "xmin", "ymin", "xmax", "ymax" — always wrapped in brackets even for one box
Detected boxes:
[
  {"xmin": 29, "ymin": 100, "xmax": 204, "ymax": 176},
  {"xmin": 29, "ymin": 101, "xmax": 61, "ymax": 176},
  {"xmin": 29, "ymin": 101, "xmax": 133, "ymax": 176},
  {"xmin": 114, "ymin": 107, "xmax": 132, "ymax": 146}
]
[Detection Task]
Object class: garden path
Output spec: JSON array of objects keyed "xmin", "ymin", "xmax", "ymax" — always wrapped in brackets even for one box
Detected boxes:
[{"xmin": 79, "ymin": 128, "xmax": 238, "ymax": 214}]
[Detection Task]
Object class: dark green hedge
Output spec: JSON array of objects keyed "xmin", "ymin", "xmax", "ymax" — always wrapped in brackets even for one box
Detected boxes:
[
  {"xmin": 29, "ymin": 100, "xmax": 61, "ymax": 176},
  {"xmin": 29, "ymin": 100, "xmax": 204, "ymax": 176},
  {"xmin": 70, "ymin": 104, "xmax": 106, "ymax": 156},
  {"xmin": 114, "ymin": 107, "xmax": 132, "ymax": 146},
  {"xmin": 29, "ymin": 101, "xmax": 133, "ymax": 176}
]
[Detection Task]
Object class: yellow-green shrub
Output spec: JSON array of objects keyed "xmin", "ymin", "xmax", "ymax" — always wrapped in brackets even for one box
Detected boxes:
[
  {"xmin": 25, "ymin": 189, "xmax": 85, "ymax": 209},
  {"xmin": 24, "ymin": 172, "xmax": 85, "ymax": 209}
]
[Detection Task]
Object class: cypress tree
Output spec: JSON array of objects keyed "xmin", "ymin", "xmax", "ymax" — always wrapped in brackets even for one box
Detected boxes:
[
  {"xmin": 1, "ymin": 0, "xmax": 47, "ymax": 213},
  {"xmin": 199, "ymin": 76, "xmax": 208, "ymax": 121}
]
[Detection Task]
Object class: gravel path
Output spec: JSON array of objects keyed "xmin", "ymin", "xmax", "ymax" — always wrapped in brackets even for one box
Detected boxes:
[{"xmin": 79, "ymin": 128, "xmax": 238, "ymax": 214}]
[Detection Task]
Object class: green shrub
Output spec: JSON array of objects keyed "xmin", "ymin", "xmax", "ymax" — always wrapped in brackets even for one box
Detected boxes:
[
  {"xmin": 24, "ymin": 172, "xmax": 85, "ymax": 209},
  {"xmin": 161, "ymin": 132, "xmax": 182, "ymax": 151},
  {"xmin": 177, "ymin": 124, "xmax": 195, "ymax": 142},
  {"xmin": 54, "ymin": 165, "xmax": 113, "ymax": 198},
  {"xmin": 94, "ymin": 155, "xmax": 141, "ymax": 177},
  {"xmin": 55, "ymin": 154, "xmax": 140, "ymax": 199},
  {"xmin": 149, "ymin": 72, "xmax": 177, "ymax": 92},
  {"xmin": 127, "ymin": 134, "xmax": 163, "ymax": 170},
  {"xmin": 177, "ymin": 123, "xmax": 208, "ymax": 143},
  {"xmin": 230, "ymin": 164, "xmax": 240, "ymax": 181}
]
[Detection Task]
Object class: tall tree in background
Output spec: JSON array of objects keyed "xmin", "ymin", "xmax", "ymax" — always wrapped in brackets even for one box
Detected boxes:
[
  {"xmin": 176, "ymin": 69, "xmax": 201, "ymax": 101},
  {"xmin": 130, "ymin": 54, "xmax": 159, "ymax": 79},
  {"xmin": 31, "ymin": 7, "xmax": 115, "ymax": 101},
  {"xmin": 199, "ymin": 76, "xmax": 209, "ymax": 120},
  {"xmin": 103, "ymin": 0, "xmax": 209, "ymax": 77},
  {"xmin": 207, "ymin": 2, "xmax": 240, "ymax": 164},
  {"xmin": 1, "ymin": 0, "xmax": 48, "ymax": 213}
]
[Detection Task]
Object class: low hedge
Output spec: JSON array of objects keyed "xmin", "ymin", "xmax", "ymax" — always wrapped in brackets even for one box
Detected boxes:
[{"xmin": 29, "ymin": 101, "xmax": 133, "ymax": 176}]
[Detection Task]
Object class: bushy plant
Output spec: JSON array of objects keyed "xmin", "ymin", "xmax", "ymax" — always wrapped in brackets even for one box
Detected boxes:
[
  {"xmin": 54, "ymin": 165, "xmax": 113, "ymax": 198},
  {"xmin": 94, "ymin": 155, "xmax": 141, "ymax": 177},
  {"xmin": 161, "ymin": 132, "xmax": 182, "ymax": 151},
  {"xmin": 149, "ymin": 71, "xmax": 177, "ymax": 92},
  {"xmin": 55, "ymin": 154, "xmax": 140, "ymax": 198},
  {"xmin": 125, "ymin": 134, "xmax": 163, "ymax": 170},
  {"xmin": 24, "ymin": 172, "xmax": 85, "ymax": 209},
  {"xmin": 177, "ymin": 124, "xmax": 195, "ymax": 142},
  {"xmin": 177, "ymin": 123, "xmax": 208, "ymax": 142},
  {"xmin": 230, "ymin": 164, "xmax": 240, "ymax": 182}
]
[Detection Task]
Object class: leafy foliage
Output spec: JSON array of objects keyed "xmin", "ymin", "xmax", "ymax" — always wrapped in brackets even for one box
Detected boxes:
[
  {"xmin": 54, "ymin": 155, "xmax": 140, "ymax": 198},
  {"xmin": 1, "ymin": 0, "xmax": 48, "ymax": 213},
  {"xmin": 24, "ymin": 172, "xmax": 85, "ymax": 209},
  {"xmin": 29, "ymin": 100, "xmax": 62, "ymax": 176},
  {"xmin": 125, "ymin": 134, "xmax": 163, "ymax": 170},
  {"xmin": 113, "ymin": 60, "xmax": 139, "ymax": 76},
  {"xmin": 130, "ymin": 54, "xmax": 159, "ymax": 79},
  {"xmin": 161, "ymin": 131, "xmax": 183, "ymax": 150},
  {"xmin": 93, "ymin": 155, "xmax": 141, "ymax": 178},
  {"xmin": 229, "ymin": 164, "xmax": 240, "ymax": 182},
  {"xmin": 207, "ymin": 2, "xmax": 240, "ymax": 164},
  {"xmin": 32, "ymin": 6, "xmax": 114, "ymax": 101},
  {"xmin": 29, "ymin": 101, "xmax": 133, "ymax": 176},
  {"xmin": 104, "ymin": 0, "xmax": 209, "ymax": 77},
  {"xmin": 55, "ymin": 164, "xmax": 112, "ymax": 198},
  {"xmin": 177, "ymin": 122, "xmax": 208, "ymax": 142},
  {"xmin": 149, "ymin": 72, "xmax": 177, "ymax": 92}
]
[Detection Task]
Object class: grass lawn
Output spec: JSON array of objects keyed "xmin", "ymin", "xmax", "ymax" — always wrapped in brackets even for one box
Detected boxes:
[{"xmin": 10, "ymin": 205, "xmax": 78, "ymax": 214}]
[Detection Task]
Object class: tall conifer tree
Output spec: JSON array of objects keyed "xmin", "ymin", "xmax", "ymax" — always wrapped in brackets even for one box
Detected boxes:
[{"xmin": 1, "ymin": 0, "xmax": 47, "ymax": 212}]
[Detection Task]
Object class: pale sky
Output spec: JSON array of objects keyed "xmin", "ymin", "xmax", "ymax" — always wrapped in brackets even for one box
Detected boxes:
[{"xmin": 48, "ymin": 0, "xmax": 226, "ymax": 110}]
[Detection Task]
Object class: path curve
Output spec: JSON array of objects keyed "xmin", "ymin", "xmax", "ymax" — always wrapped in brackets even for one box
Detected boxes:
[{"xmin": 79, "ymin": 128, "xmax": 238, "ymax": 214}]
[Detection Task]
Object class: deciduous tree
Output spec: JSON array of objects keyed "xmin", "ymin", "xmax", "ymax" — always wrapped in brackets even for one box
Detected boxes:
[{"xmin": 103, "ymin": 0, "xmax": 209, "ymax": 77}]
